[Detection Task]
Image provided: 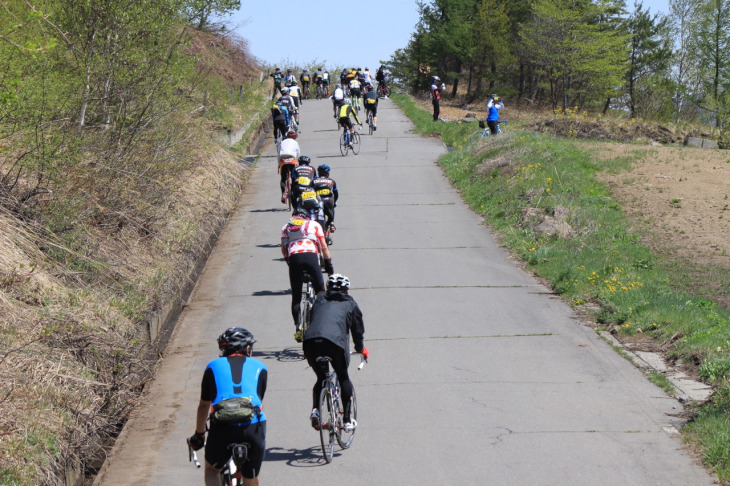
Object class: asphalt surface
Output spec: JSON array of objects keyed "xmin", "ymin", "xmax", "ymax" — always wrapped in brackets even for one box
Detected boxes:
[{"xmin": 94, "ymin": 96, "xmax": 716, "ymax": 485}]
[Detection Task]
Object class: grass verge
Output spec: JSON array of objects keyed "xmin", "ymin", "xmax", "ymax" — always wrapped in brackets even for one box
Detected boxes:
[{"xmin": 392, "ymin": 93, "xmax": 730, "ymax": 483}]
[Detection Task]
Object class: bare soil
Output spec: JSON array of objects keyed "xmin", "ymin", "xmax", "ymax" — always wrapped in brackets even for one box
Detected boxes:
[{"xmin": 426, "ymin": 97, "xmax": 730, "ymax": 311}]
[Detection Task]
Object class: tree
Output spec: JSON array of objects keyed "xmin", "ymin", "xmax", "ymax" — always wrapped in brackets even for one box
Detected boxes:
[
  {"xmin": 692, "ymin": 0, "xmax": 730, "ymax": 126},
  {"xmin": 519, "ymin": 0, "xmax": 628, "ymax": 112},
  {"xmin": 184, "ymin": 0, "xmax": 240, "ymax": 30},
  {"xmin": 624, "ymin": 1, "xmax": 673, "ymax": 118}
]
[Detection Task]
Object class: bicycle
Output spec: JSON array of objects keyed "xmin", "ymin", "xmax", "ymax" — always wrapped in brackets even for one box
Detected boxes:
[
  {"xmin": 280, "ymin": 162, "xmax": 295, "ymax": 210},
  {"xmin": 367, "ymin": 111, "xmax": 374, "ymax": 135},
  {"xmin": 377, "ymin": 82, "xmax": 390, "ymax": 99},
  {"xmin": 351, "ymin": 94, "xmax": 361, "ymax": 113},
  {"xmin": 297, "ymin": 269, "xmax": 315, "ymax": 341},
  {"xmin": 188, "ymin": 438, "xmax": 251, "ymax": 486},
  {"xmin": 469, "ymin": 120, "xmax": 507, "ymax": 143},
  {"xmin": 315, "ymin": 353, "xmax": 366, "ymax": 463},
  {"xmin": 339, "ymin": 127, "xmax": 361, "ymax": 156}
]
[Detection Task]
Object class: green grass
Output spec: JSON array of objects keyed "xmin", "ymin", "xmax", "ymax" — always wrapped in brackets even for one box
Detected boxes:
[{"xmin": 392, "ymin": 93, "xmax": 730, "ymax": 482}]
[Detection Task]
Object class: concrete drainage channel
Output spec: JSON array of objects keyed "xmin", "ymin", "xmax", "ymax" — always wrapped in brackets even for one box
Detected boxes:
[
  {"xmin": 599, "ymin": 331, "xmax": 713, "ymax": 405},
  {"xmin": 63, "ymin": 115, "xmax": 271, "ymax": 486}
]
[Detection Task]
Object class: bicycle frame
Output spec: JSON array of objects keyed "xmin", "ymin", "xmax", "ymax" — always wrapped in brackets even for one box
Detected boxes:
[{"xmin": 187, "ymin": 438, "xmax": 250, "ymax": 486}]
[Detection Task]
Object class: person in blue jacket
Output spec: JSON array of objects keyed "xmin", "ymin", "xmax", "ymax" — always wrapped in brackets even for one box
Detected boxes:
[
  {"xmin": 486, "ymin": 94, "xmax": 505, "ymax": 134},
  {"xmin": 189, "ymin": 327, "xmax": 267, "ymax": 486}
]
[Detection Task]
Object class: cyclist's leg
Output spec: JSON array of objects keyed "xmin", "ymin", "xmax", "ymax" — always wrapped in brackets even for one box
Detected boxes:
[
  {"xmin": 328, "ymin": 347, "xmax": 354, "ymax": 423},
  {"xmin": 301, "ymin": 252, "xmax": 325, "ymax": 295},
  {"xmin": 288, "ymin": 256, "xmax": 306, "ymax": 326},
  {"xmin": 303, "ymin": 339, "xmax": 331, "ymax": 411},
  {"xmin": 240, "ymin": 422, "xmax": 266, "ymax": 484},
  {"xmin": 322, "ymin": 199, "xmax": 334, "ymax": 227},
  {"xmin": 487, "ymin": 120, "xmax": 498, "ymax": 135}
]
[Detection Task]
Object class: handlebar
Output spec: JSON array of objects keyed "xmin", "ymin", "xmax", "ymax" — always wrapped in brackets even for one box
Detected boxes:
[
  {"xmin": 187, "ymin": 438, "xmax": 201, "ymax": 468},
  {"xmin": 350, "ymin": 351, "xmax": 367, "ymax": 370}
]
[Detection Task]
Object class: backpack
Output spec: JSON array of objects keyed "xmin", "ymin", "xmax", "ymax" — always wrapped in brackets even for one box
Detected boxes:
[{"xmin": 285, "ymin": 217, "xmax": 311, "ymax": 242}]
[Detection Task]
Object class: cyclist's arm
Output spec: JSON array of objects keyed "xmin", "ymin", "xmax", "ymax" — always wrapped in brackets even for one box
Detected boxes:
[
  {"xmin": 349, "ymin": 305, "xmax": 365, "ymax": 352},
  {"xmin": 318, "ymin": 236, "xmax": 331, "ymax": 260},
  {"xmin": 352, "ymin": 108, "xmax": 362, "ymax": 125},
  {"xmin": 257, "ymin": 368, "xmax": 268, "ymax": 401},
  {"xmin": 332, "ymin": 183, "xmax": 338, "ymax": 203},
  {"xmin": 195, "ymin": 400, "xmax": 211, "ymax": 434}
]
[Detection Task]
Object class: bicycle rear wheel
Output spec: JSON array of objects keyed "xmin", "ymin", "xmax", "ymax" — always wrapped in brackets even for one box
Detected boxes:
[
  {"xmin": 368, "ymin": 113, "xmax": 374, "ymax": 135},
  {"xmin": 336, "ymin": 383, "xmax": 356, "ymax": 449},
  {"xmin": 318, "ymin": 387, "xmax": 336, "ymax": 463},
  {"xmin": 350, "ymin": 132, "xmax": 360, "ymax": 155},
  {"xmin": 339, "ymin": 131, "xmax": 348, "ymax": 156}
]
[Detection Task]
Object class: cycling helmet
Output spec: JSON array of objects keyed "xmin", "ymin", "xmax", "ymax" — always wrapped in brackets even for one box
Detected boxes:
[
  {"xmin": 317, "ymin": 164, "xmax": 330, "ymax": 175},
  {"xmin": 298, "ymin": 155, "xmax": 311, "ymax": 165},
  {"xmin": 285, "ymin": 130, "xmax": 297, "ymax": 140},
  {"xmin": 432, "ymin": 75, "xmax": 440, "ymax": 82},
  {"xmin": 336, "ymin": 84, "xmax": 342, "ymax": 89},
  {"xmin": 281, "ymin": 87, "xmax": 290, "ymax": 94},
  {"xmin": 327, "ymin": 274, "xmax": 350, "ymax": 291},
  {"xmin": 343, "ymin": 98, "xmax": 351, "ymax": 105},
  {"xmin": 293, "ymin": 208, "xmax": 310, "ymax": 219},
  {"xmin": 366, "ymin": 83, "xmax": 374, "ymax": 91},
  {"xmin": 218, "ymin": 327, "xmax": 256, "ymax": 356}
]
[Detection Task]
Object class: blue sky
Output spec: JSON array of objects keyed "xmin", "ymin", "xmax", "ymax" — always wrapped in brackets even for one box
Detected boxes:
[{"xmin": 225, "ymin": 0, "xmax": 670, "ymax": 73}]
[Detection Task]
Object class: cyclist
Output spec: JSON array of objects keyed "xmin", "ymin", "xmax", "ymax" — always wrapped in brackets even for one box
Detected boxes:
[
  {"xmin": 363, "ymin": 83, "xmax": 379, "ymax": 131},
  {"xmin": 331, "ymin": 84, "xmax": 345, "ymax": 118},
  {"xmin": 486, "ymin": 94, "xmax": 504, "ymax": 135},
  {"xmin": 322, "ymin": 69, "xmax": 330, "ymax": 93},
  {"xmin": 270, "ymin": 67, "xmax": 284, "ymax": 99},
  {"xmin": 283, "ymin": 69, "xmax": 297, "ymax": 87},
  {"xmin": 271, "ymin": 100, "xmax": 290, "ymax": 143},
  {"xmin": 281, "ymin": 209, "xmax": 333, "ymax": 342},
  {"xmin": 278, "ymin": 87, "xmax": 297, "ymax": 127},
  {"xmin": 278, "ymin": 131, "xmax": 300, "ymax": 203},
  {"xmin": 304, "ymin": 274, "xmax": 368, "ymax": 432},
  {"xmin": 356, "ymin": 67, "xmax": 366, "ymax": 85},
  {"xmin": 313, "ymin": 67, "xmax": 324, "ymax": 89},
  {"xmin": 300, "ymin": 69, "xmax": 311, "ymax": 98},
  {"xmin": 290, "ymin": 155, "xmax": 316, "ymax": 210},
  {"xmin": 337, "ymin": 98, "xmax": 362, "ymax": 143},
  {"xmin": 375, "ymin": 65, "xmax": 388, "ymax": 96},
  {"xmin": 362, "ymin": 67, "xmax": 373, "ymax": 86},
  {"xmin": 349, "ymin": 77, "xmax": 363, "ymax": 110},
  {"xmin": 288, "ymin": 81, "xmax": 302, "ymax": 122},
  {"xmin": 188, "ymin": 327, "xmax": 267, "ymax": 486},
  {"xmin": 339, "ymin": 68, "xmax": 349, "ymax": 92},
  {"xmin": 313, "ymin": 164, "xmax": 338, "ymax": 243}
]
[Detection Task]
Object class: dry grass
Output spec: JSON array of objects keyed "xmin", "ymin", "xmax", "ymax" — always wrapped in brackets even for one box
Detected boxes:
[{"xmin": 0, "ymin": 28, "xmax": 265, "ymax": 484}]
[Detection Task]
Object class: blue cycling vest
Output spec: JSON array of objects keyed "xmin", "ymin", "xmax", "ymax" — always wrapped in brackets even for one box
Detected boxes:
[{"xmin": 207, "ymin": 356, "xmax": 267, "ymax": 424}]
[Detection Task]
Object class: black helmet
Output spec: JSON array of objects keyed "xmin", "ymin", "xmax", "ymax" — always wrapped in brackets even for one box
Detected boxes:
[
  {"xmin": 293, "ymin": 208, "xmax": 310, "ymax": 218},
  {"xmin": 298, "ymin": 155, "xmax": 311, "ymax": 165},
  {"xmin": 317, "ymin": 164, "xmax": 330, "ymax": 176},
  {"xmin": 217, "ymin": 327, "xmax": 255, "ymax": 356}
]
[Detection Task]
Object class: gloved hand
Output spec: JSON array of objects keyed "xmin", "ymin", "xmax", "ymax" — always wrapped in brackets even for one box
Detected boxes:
[
  {"xmin": 323, "ymin": 259, "xmax": 334, "ymax": 275},
  {"xmin": 360, "ymin": 347, "xmax": 369, "ymax": 361},
  {"xmin": 188, "ymin": 431, "xmax": 205, "ymax": 451}
]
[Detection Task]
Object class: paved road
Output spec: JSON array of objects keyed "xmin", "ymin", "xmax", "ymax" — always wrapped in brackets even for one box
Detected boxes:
[{"xmin": 95, "ymin": 97, "xmax": 715, "ymax": 485}]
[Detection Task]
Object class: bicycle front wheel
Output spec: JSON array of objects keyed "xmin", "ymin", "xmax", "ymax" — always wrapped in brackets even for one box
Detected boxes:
[
  {"xmin": 339, "ymin": 131, "xmax": 348, "ymax": 156},
  {"xmin": 350, "ymin": 132, "xmax": 360, "ymax": 155},
  {"xmin": 336, "ymin": 384, "xmax": 356, "ymax": 449},
  {"xmin": 319, "ymin": 387, "xmax": 336, "ymax": 463},
  {"xmin": 470, "ymin": 130, "xmax": 488, "ymax": 143}
]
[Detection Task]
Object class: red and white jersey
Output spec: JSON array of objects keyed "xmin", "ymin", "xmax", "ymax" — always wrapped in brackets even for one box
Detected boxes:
[{"xmin": 281, "ymin": 217, "xmax": 324, "ymax": 256}]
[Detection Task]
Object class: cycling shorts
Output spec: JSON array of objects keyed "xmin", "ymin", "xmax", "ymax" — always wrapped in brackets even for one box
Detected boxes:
[
  {"xmin": 206, "ymin": 421, "xmax": 266, "ymax": 478},
  {"xmin": 339, "ymin": 117, "xmax": 353, "ymax": 129},
  {"xmin": 350, "ymin": 88, "xmax": 362, "ymax": 98}
]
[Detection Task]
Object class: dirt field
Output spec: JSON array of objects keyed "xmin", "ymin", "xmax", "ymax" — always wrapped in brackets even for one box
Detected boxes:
[{"xmin": 422, "ymin": 98, "xmax": 730, "ymax": 310}]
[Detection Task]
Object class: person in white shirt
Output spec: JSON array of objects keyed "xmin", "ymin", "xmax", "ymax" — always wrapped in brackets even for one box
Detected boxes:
[
  {"xmin": 278, "ymin": 131, "xmax": 300, "ymax": 203},
  {"xmin": 331, "ymin": 85, "xmax": 345, "ymax": 118}
]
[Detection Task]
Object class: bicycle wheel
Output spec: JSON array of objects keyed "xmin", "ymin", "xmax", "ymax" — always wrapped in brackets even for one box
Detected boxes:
[
  {"xmin": 335, "ymin": 381, "xmax": 356, "ymax": 449},
  {"xmin": 384, "ymin": 87, "xmax": 391, "ymax": 98},
  {"xmin": 470, "ymin": 130, "xmax": 488, "ymax": 143},
  {"xmin": 368, "ymin": 113, "xmax": 374, "ymax": 135},
  {"xmin": 318, "ymin": 387, "xmax": 336, "ymax": 463},
  {"xmin": 339, "ymin": 131, "xmax": 348, "ymax": 156},
  {"xmin": 350, "ymin": 132, "xmax": 360, "ymax": 155}
]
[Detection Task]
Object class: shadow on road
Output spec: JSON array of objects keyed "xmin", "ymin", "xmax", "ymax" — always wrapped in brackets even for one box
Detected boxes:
[
  {"xmin": 250, "ymin": 207, "xmax": 289, "ymax": 213},
  {"xmin": 252, "ymin": 289, "xmax": 291, "ymax": 296},
  {"xmin": 255, "ymin": 347, "xmax": 305, "ymax": 363},
  {"xmin": 265, "ymin": 446, "xmax": 334, "ymax": 467}
]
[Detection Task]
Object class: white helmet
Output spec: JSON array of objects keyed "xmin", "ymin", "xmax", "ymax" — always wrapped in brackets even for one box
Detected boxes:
[
  {"xmin": 327, "ymin": 274, "xmax": 351, "ymax": 291},
  {"xmin": 281, "ymin": 87, "xmax": 290, "ymax": 94}
]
